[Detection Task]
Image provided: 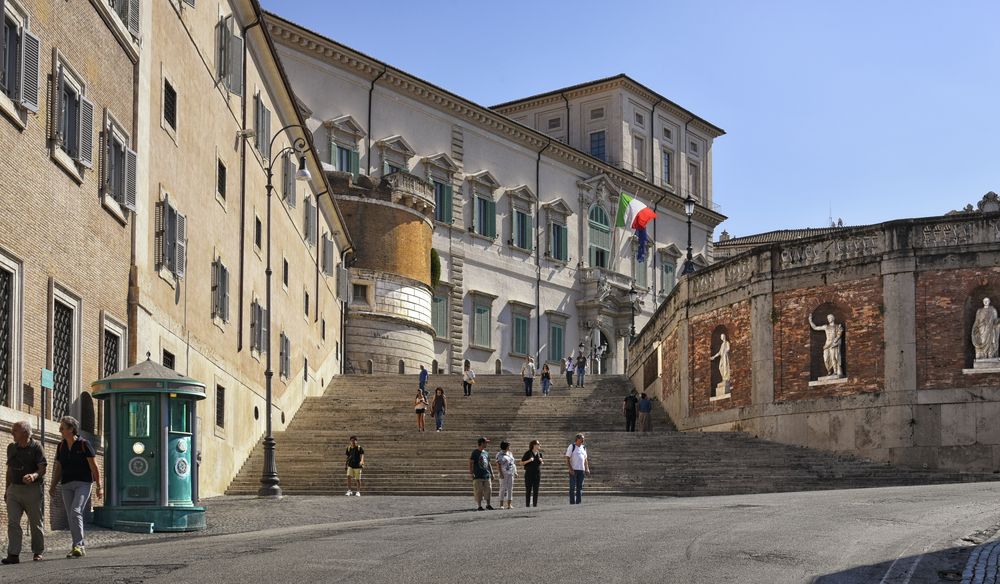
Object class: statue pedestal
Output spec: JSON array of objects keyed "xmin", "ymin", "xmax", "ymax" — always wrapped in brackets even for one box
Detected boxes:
[
  {"xmin": 963, "ymin": 359, "xmax": 1000, "ymax": 375},
  {"xmin": 710, "ymin": 381, "xmax": 732, "ymax": 400},
  {"xmin": 809, "ymin": 376, "xmax": 847, "ymax": 387}
]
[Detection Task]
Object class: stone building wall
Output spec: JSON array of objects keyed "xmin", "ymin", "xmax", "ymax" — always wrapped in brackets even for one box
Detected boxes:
[{"xmin": 629, "ymin": 213, "xmax": 1000, "ymax": 473}]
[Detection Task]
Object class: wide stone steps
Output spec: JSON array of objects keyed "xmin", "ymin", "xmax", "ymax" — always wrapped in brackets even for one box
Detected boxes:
[{"xmin": 227, "ymin": 374, "xmax": 990, "ymax": 497}]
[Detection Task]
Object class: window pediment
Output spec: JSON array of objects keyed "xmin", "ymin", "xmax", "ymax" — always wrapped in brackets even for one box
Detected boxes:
[
  {"xmin": 658, "ymin": 243, "xmax": 683, "ymax": 258},
  {"xmin": 325, "ymin": 114, "xmax": 366, "ymax": 139},
  {"xmin": 542, "ymin": 198, "xmax": 572, "ymax": 217},
  {"xmin": 467, "ymin": 169, "xmax": 501, "ymax": 191},
  {"xmin": 577, "ymin": 173, "xmax": 620, "ymax": 200},
  {"xmin": 505, "ymin": 185, "xmax": 535, "ymax": 205},
  {"xmin": 423, "ymin": 152, "xmax": 460, "ymax": 175},
  {"xmin": 376, "ymin": 134, "xmax": 416, "ymax": 157}
]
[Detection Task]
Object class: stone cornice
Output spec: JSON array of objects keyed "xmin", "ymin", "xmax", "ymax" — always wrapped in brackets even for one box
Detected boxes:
[{"xmin": 264, "ymin": 14, "xmax": 726, "ymax": 230}]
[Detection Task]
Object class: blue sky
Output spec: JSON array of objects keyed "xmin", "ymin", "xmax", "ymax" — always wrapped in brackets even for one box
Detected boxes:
[{"xmin": 261, "ymin": 1, "xmax": 1000, "ymax": 238}]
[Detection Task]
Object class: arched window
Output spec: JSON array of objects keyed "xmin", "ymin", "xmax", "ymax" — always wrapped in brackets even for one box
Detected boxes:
[{"xmin": 588, "ymin": 205, "xmax": 611, "ymax": 268}]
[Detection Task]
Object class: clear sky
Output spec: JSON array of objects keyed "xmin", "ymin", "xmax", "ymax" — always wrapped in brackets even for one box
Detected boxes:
[{"xmin": 260, "ymin": 1, "xmax": 1000, "ymax": 238}]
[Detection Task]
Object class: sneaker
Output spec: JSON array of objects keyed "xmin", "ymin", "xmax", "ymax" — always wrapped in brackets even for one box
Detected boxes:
[
  {"xmin": 354, "ymin": 491, "xmax": 361, "ymax": 497},
  {"xmin": 436, "ymin": 428, "xmax": 441, "ymax": 432},
  {"xmin": 485, "ymin": 504, "xmax": 495, "ymax": 510},
  {"xmin": 67, "ymin": 546, "xmax": 84, "ymax": 558},
  {"xmin": 0, "ymin": 556, "xmax": 18, "ymax": 565},
  {"xmin": 33, "ymin": 553, "xmax": 44, "ymax": 561},
  {"xmin": 345, "ymin": 490, "xmax": 353, "ymax": 496},
  {"xmin": 476, "ymin": 507, "xmax": 484, "ymax": 511}
]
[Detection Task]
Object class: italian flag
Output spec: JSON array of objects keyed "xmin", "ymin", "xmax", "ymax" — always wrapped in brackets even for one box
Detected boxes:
[{"xmin": 616, "ymin": 192, "xmax": 657, "ymax": 262}]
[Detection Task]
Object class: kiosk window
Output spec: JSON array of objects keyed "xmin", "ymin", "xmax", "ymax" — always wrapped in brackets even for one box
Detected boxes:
[
  {"xmin": 127, "ymin": 401, "xmax": 150, "ymax": 438},
  {"xmin": 170, "ymin": 399, "xmax": 191, "ymax": 433}
]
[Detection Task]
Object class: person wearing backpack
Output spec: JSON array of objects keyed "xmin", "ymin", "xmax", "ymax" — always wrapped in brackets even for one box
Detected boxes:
[{"xmin": 564, "ymin": 433, "xmax": 590, "ymax": 504}]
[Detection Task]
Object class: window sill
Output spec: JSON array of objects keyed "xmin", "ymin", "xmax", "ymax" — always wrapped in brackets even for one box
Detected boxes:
[
  {"xmin": 216, "ymin": 192, "xmax": 227, "ymax": 212},
  {"xmin": 161, "ymin": 116, "xmax": 178, "ymax": 146},
  {"xmin": 433, "ymin": 334, "xmax": 449, "ymax": 342},
  {"xmin": 251, "ymin": 349, "xmax": 261, "ymax": 363},
  {"xmin": 157, "ymin": 267, "xmax": 177, "ymax": 289},
  {"xmin": 509, "ymin": 244, "xmax": 532, "ymax": 255},
  {"xmin": 0, "ymin": 93, "xmax": 26, "ymax": 131},
  {"xmin": 468, "ymin": 343, "xmax": 493, "ymax": 353},
  {"xmin": 469, "ymin": 232, "xmax": 496, "ymax": 245},
  {"xmin": 52, "ymin": 148, "xmax": 84, "ymax": 184},
  {"xmin": 213, "ymin": 424, "xmax": 227, "ymax": 440},
  {"xmin": 212, "ymin": 315, "xmax": 226, "ymax": 332},
  {"xmin": 101, "ymin": 194, "xmax": 128, "ymax": 226},
  {"xmin": 253, "ymin": 245, "xmax": 263, "ymax": 261},
  {"xmin": 544, "ymin": 255, "xmax": 569, "ymax": 266},
  {"xmin": 508, "ymin": 351, "xmax": 528, "ymax": 359}
]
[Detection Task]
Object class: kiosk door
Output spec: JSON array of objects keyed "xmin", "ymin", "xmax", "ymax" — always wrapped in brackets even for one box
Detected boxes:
[
  {"xmin": 167, "ymin": 397, "xmax": 194, "ymax": 506},
  {"xmin": 118, "ymin": 396, "xmax": 158, "ymax": 503}
]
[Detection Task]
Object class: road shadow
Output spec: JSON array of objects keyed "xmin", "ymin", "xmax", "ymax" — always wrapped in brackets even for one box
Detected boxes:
[{"xmin": 812, "ymin": 545, "xmax": 973, "ymax": 583}]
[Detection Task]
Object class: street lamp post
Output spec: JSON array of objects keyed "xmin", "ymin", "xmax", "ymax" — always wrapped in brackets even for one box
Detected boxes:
[
  {"xmin": 682, "ymin": 195, "xmax": 696, "ymax": 276},
  {"xmin": 259, "ymin": 125, "xmax": 312, "ymax": 499},
  {"xmin": 628, "ymin": 284, "xmax": 638, "ymax": 340}
]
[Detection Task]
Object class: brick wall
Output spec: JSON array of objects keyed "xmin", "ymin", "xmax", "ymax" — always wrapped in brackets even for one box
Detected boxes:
[
  {"xmin": 689, "ymin": 300, "xmax": 751, "ymax": 415},
  {"xmin": 773, "ymin": 277, "xmax": 884, "ymax": 401},
  {"xmin": 916, "ymin": 267, "xmax": 1000, "ymax": 389}
]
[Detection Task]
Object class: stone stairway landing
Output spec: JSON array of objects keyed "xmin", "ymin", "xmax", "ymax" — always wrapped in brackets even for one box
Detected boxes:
[{"xmin": 227, "ymin": 374, "xmax": 993, "ymax": 496}]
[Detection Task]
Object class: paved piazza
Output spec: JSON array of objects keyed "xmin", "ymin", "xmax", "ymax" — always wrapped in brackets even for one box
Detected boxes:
[{"xmin": 3, "ymin": 482, "xmax": 1000, "ymax": 583}]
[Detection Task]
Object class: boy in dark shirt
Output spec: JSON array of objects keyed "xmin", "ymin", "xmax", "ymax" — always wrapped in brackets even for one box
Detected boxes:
[{"xmin": 345, "ymin": 436, "xmax": 365, "ymax": 496}]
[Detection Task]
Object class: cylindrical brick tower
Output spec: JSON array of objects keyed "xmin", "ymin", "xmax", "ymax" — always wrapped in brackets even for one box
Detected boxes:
[{"xmin": 331, "ymin": 171, "xmax": 435, "ymax": 374}]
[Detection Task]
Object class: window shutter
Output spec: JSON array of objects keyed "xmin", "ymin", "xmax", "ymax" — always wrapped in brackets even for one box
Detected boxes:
[
  {"xmin": 350, "ymin": 150, "xmax": 360, "ymax": 179},
  {"xmin": 304, "ymin": 199, "xmax": 315, "ymax": 245},
  {"xmin": 262, "ymin": 307, "xmax": 269, "ymax": 353},
  {"xmin": 251, "ymin": 302, "xmax": 260, "ymax": 350},
  {"xmin": 222, "ymin": 264, "xmax": 230, "ymax": 322},
  {"xmin": 174, "ymin": 211, "xmax": 187, "ymax": 278},
  {"xmin": 78, "ymin": 96, "xmax": 94, "ymax": 168},
  {"xmin": 227, "ymin": 29, "xmax": 243, "ymax": 96},
  {"xmin": 282, "ymin": 153, "xmax": 294, "ymax": 206},
  {"xmin": 215, "ymin": 17, "xmax": 227, "ymax": 81},
  {"xmin": 211, "ymin": 260, "xmax": 219, "ymax": 317},
  {"xmin": 122, "ymin": 147, "xmax": 138, "ymax": 212},
  {"xmin": 323, "ymin": 236, "xmax": 334, "ymax": 275},
  {"xmin": 50, "ymin": 64, "xmax": 64, "ymax": 141},
  {"xmin": 337, "ymin": 266, "xmax": 350, "ymax": 301},
  {"xmin": 154, "ymin": 201, "xmax": 164, "ymax": 269},
  {"xmin": 262, "ymin": 106, "xmax": 271, "ymax": 161},
  {"xmin": 127, "ymin": 0, "xmax": 140, "ymax": 39},
  {"xmin": 560, "ymin": 225, "xmax": 568, "ymax": 260},
  {"xmin": 487, "ymin": 200, "xmax": 496, "ymax": 238},
  {"xmin": 19, "ymin": 30, "xmax": 40, "ymax": 113},
  {"xmin": 443, "ymin": 184, "xmax": 453, "ymax": 223},
  {"xmin": 182, "ymin": 0, "xmax": 195, "ymax": 6}
]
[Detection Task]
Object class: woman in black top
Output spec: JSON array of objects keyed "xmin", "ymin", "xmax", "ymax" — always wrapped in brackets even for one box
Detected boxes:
[
  {"xmin": 520, "ymin": 439, "xmax": 544, "ymax": 507},
  {"xmin": 49, "ymin": 416, "xmax": 101, "ymax": 558}
]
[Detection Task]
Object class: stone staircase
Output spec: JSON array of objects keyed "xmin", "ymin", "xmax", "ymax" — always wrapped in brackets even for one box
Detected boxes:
[{"xmin": 227, "ymin": 374, "xmax": 992, "ymax": 497}]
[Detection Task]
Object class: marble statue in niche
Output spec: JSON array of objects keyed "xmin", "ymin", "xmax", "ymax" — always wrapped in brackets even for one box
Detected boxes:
[
  {"xmin": 710, "ymin": 333, "xmax": 732, "ymax": 396},
  {"xmin": 972, "ymin": 297, "xmax": 1000, "ymax": 366},
  {"xmin": 809, "ymin": 313, "xmax": 844, "ymax": 380}
]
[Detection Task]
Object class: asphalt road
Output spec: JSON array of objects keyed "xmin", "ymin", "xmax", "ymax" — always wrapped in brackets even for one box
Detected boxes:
[{"xmin": 7, "ymin": 482, "xmax": 1000, "ymax": 584}]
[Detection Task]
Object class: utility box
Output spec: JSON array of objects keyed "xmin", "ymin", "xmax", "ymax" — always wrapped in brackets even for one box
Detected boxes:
[{"xmin": 91, "ymin": 356, "xmax": 206, "ymax": 532}]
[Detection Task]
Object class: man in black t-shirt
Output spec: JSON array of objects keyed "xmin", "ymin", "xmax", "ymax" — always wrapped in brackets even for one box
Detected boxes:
[
  {"xmin": 623, "ymin": 393, "xmax": 639, "ymax": 432},
  {"xmin": 345, "ymin": 436, "xmax": 365, "ymax": 497}
]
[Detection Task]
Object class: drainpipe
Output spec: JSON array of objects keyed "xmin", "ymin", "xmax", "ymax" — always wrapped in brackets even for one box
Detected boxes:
[
  {"xmin": 535, "ymin": 138, "xmax": 552, "ymax": 362},
  {"xmin": 237, "ymin": 17, "xmax": 262, "ymax": 352},
  {"xmin": 366, "ymin": 67, "xmax": 387, "ymax": 173},
  {"xmin": 648, "ymin": 98, "xmax": 663, "ymax": 299},
  {"xmin": 560, "ymin": 92, "xmax": 570, "ymax": 144}
]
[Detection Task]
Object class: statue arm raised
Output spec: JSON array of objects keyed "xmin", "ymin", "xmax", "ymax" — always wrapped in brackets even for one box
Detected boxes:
[{"xmin": 808, "ymin": 315, "xmax": 821, "ymax": 331}]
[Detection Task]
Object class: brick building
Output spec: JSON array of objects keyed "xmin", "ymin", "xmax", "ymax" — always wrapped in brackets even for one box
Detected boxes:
[{"xmin": 630, "ymin": 212, "xmax": 1000, "ymax": 473}]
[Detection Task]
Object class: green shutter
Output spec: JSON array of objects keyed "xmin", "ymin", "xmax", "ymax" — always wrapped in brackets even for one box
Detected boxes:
[
  {"xmin": 559, "ymin": 225, "xmax": 568, "ymax": 260},
  {"xmin": 350, "ymin": 150, "xmax": 360, "ymax": 179},
  {"xmin": 487, "ymin": 200, "xmax": 496, "ymax": 238},
  {"xmin": 443, "ymin": 184, "xmax": 453, "ymax": 224}
]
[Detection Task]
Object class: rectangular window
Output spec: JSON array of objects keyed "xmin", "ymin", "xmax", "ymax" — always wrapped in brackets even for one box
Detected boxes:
[
  {"xmin": 282, "ymin": 258, "xmax": 289, "ymax": 287},
  {"xmin": 432, "ymin": 295, "xmax": 447, "ymax": 338},
  {"xmin": 662, "ymin": 262, "xmax": 676, "ymax": 293},
  {"xmin": 254, "ymin": 216, "xmax": 262, "ymax": 250},
  {"xmin": 513, "ymin": 209, "xmax": 531, "ymax": 250},
  {"xmin": 690, "ymin": 141, "xmax": 699, "ymax": 155},
  {"xmin": 590, "ymin": 107, "xmax": 604, "ymax": 120},
  {"xmin": 547, "ymin": 117, "xmax": 561, "ymax": 130},
  {"xmin": 253, "ymin": 93, "xmax": 271, "ymax": 159},
  {"xmin": 215, "ymin": 385, "xmax": 225, "ymax": 429},
  {"xmin": 512, "ymin": 313, "xmax": 528, "ymax": 356},
  {"xmin": 632, "ymin": 135, "xmax": 645, "ymax": 175},
  {"xmin": 548, "ymin": 321, "xmax": 565, "ymax": 362},
  {"xmin": 162, "ymin": 349, "xmax": 175, "ymax": 370},
  {"xmin": 211, "ymin": 259, "xmax": 230, "ymax": 322},
  {"xmin": 335, "ymin": 145, "xmax": 360, "ymax": 179},
  {"xmin": 634, "ymin": 111, "xmax": 644, "ymax": 127},
  {"xmin": 635, "ymin": 256, "xmax": 647, "ymax": 288},
  {"xmin": 279, "ymin": 332, "xmax": 290, "ymax": 378},
  {"xmin": 352, "ymin": 283, "xmax": 367, "ymax": 305},
  {"xmin": 281, "ymin": 152, "xmax": 295, "ymax": 208},
  {"xmin": 127, "ymin": 401, "xmax": 150, "ymax": 438},
  {"xmin": 250, "ymin": 300, "xmax": 268, "ymax": 353},
  {"xmin": 321, "ymin": 318, "xmax": 326, "ymax": 340},
  {"xmin": 217, "ymin": 158, "xmax": 226, "ymax": 200},
  {"xmin": 473, "ymin": 303, "xmax": 491, "ymax": 348},
  {"xmin": 322, "ymin": 235, "xmax": 335, "ymax": 276},
  {"xmin": 216, "ymin": 14, "xmax": 244, "ymax": 95},
  {"xmin": 663, "ymin": 127, "xmax": 672, "ymax": 141},
  {"xmin": 688, "ymin": 162, "xmax": 700, "ymax": 201},
  {"xmin": 589, "ymin": 131, "xmax": 606, "ymax": 162},
  {"xmin": 163, "ymin": 80, "xmax": 177, "ymax": 130},
  {"xmin": 103, "ymin": 328, "xmax": 121, "ymax": 378},
  {"xmin": 304, "ymin": 196, "xmax": 317, "ymax": 246},
  {"xmin": 0, "ymin": 12, "xmax": 21, "ymax": 101},
  {"xmin": 304, "ymin": 290, "xmax": 309, "ymax": 316},
  {"xmin": 475, "ymin": 197, "xmax": 496, "ymax": 238},
  {"xmin": 304, "ymin": 357, "xmax": 308, "ymax": 381},
  {"xmin": 53, "ymin": 61, "xmax": 93, "ymax": 167},
  {"xmin": 1, "ymin": 5, "xmax": 39, "ymax": 113},
  {"xmin": 104, "ymin": 117, "xmax": 135, "ymax": 211},
  {"xmin": 154, "ymin": 199, "xmax": 187, "ymax": 278},
  {"xmin": 661, "ymin": 150, "xmax": 672, "ymax": 186},
  {"xmin": 550, "ymin": 223, "xmax": 567, "ymax": 261},
  {"xmin": 0, "ymin": 266, "xmax": 12, "ymax": 407},
  {"xmin": 433, "ymin": 180, "xmax": 452, "ymax": 223}
]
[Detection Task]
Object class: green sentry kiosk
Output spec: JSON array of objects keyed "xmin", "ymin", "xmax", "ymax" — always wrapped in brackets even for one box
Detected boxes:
[{"xmin": 91, "ymin": 355, "xmax": 206, "ymax": 532}]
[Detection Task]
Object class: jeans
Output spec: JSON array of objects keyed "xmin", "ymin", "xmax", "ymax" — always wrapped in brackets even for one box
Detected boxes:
[
  {"xmin": 435, "ymin": 410, "xmax": 445, "ymax": 430},
  {"xmin": 463, "ymin": 381, "xmax": 472, "ymax": 396},
  {"xmin": 576, "ymin": 370, "xmax": 585, "ymax": 387},
  {"xmin": 6, "ymin": 483, "xmax": 44, "ymax": 556},
  {"xmin": 569, "ymin": 470, "xmax": 585, "ymax": 504},
  {"xmin": 419, "ymin": 380, "xmax": 428, "ymax": 400},
  {"xmin": 525, "ymin": 472, "xmax": 540, "ymax": 507},
  {"xmin": 60, "ymin": 480, "xmax": 92, "ymax": 548},
  {"xmin": 541, "ymin": 378, "xmax": 551, "ymax": 395},
  {"xmin": 523, "ymin": 377, "xmax": 533, "ymax": 396}
]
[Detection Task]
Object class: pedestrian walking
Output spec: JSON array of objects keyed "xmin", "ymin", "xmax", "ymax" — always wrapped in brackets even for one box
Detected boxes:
[
  {"xmin": 418, "ymin": 365, "xmax": 429, "ymax": 400},
  {"xmin": 462, "ymin": 362, "xmax": 476, "ymax": 397},
  {"xmin": 432, "ymin": 387, "xmax": 448, "ymax": 432},
  {"xmin": 495, "ymin": 441, "xmax": 517, "ymax": 509},
  {"xmin": 4, "ymin": 420, "xmax": 46, "ymax": 563},
  {"xmin": 414, "ymin": 391, "xmax": 428, "ymax": 432},
  {"xmin": 575, "ymin": 355, "xmax": 587, "ymax": 388},
  {"xmin": 540, "ymin": 364, "xmax": 552, "ymax": 396},
  {"xmin": 345, "ymin": 436, "xmax": 365, "ymax": 496},
  {"xmin": 520, "ymin": 439, "xmax": 543, "ymax": 508},
  {"xmin": 564, "ymin": 355, "xmax": 575, "ymax": 387},
  {"xmin": 564, "ymin": 433, "xmax": 590, "ymax": 505},
  {"xmin": 521, "ymin": 356, "xmax": 536, "ymax": 396},
  {"xmin": 49, "ymin": 416, "xmax": 101, "ymax": 559},
  {"xmin": 623, "ymin": 391, "xmax": 639, "ymax": 432},
  {"xmin": 638, "ymin": 393, "xmax": 653, "ymax": 432},
  {"xmin": 469, "ymin": 437, "xmax": 494, "ymax": 511}
]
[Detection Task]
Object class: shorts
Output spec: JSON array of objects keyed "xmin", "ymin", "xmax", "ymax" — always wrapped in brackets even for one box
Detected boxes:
[
  {"xmin": 346, "ymin": 467, "xmax": 362, "ymax": 479},
  {"xmin": 415, "ymin": 408, "xmax": 426, "ymax": 414}
]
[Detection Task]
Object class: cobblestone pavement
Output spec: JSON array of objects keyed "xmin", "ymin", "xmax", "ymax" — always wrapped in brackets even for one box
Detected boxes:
[{"xmin": 964, "ymin": 535, "xmax": 1000, "ymax": 584}]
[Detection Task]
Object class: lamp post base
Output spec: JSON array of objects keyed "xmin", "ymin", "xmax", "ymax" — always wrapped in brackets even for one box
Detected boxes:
[{"xmin": 257, "ymin": 436, "xmax": 283, "ymax": 499}]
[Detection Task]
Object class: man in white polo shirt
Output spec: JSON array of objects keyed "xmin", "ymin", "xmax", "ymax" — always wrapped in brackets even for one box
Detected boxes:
[{"xmin": 564, "ymin": 433, "xmax": 590, "ymax": 504}]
